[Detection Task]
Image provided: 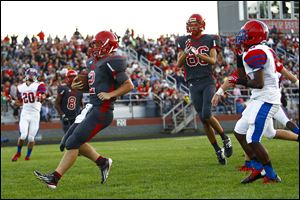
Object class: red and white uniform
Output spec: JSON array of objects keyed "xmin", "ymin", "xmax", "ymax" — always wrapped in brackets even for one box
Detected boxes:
[{"xmin": 17, "ymin": 82, "xmax": 46, "ymax": 142}]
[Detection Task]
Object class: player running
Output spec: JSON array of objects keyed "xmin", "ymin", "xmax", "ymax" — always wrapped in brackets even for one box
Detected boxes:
[
  {"xmin": 223, "ymin": 20, "xmax": 284, "ymax": 184},
  {"xmin": 11, "ymin": 68, "xmax": 46, "ymax": 161},
  {"xmin": 212, "ymin": 67, "xmax": 299, "ymax": 171},
  {"xmin": 34, "ymin": 30, "xmax": 134, "ymax": 189}
]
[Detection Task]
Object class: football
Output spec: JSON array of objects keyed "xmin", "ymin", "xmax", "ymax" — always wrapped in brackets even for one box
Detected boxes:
[{"xmin": 75, "ymin": 74, "xmax": 89, "ymax": 92}]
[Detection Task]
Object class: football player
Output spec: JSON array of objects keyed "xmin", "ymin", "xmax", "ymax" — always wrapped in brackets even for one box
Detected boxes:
[
  {"xmin": 224, "ymin": 20, "xmax": 283, "ymax": 184},
  {"xmin": 176, "ymin": 14, "xmax": 232, "ymax": 165},
  {"xmin": 212, "ymin": 66, "xmax": 299, "ymax": 171},
  {"xmin": 55, "ymin": 69, "xmax": 83, "ymax": 134},
  {"xmin": 11, "ymin": 68, "xmax": 46, "ymax": 161},
  {"xmin": 34, "ymin": 30, "xmax": 134, "ymax": 189}
]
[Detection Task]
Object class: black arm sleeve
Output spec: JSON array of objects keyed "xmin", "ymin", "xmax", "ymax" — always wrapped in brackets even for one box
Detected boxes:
[{"xmin": 236, "ymin": 54, "xmax": 243, "ymax": 68}]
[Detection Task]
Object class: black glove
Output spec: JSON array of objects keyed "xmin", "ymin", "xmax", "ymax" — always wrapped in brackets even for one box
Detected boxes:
[{"xmin": 61, "ymin": 114, "xmax": 69, "ymax": 126}]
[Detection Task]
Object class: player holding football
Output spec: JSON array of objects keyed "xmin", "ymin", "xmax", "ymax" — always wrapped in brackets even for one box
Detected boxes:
[
  {"xmin": 11, "ymin": 68, "xmax": 46, "ymax": 161},
  {"xmin": 176, "ymin": 14, "xmax": 232, "ymax": 165},
  {"xmin": 55, "ymin": 69, "xmax": 83, "ymax": 134},
  {"xmin": 222, "ymin": 20, "xmax": 284, "ymax": 184},
  {"xmin": 34, "ymin": 30, "xmax": 134, "ymax": 189}
]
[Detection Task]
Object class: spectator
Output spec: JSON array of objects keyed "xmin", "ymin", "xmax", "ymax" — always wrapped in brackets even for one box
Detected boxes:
[
  {"xmin": 37, "ymin": 31, "xmax": 45, "ymax": 42},
  {"xmin": 235, "ymin": 98, "xmax": 246, "ymax": 114},
  {"xmin": 1, "ymin": 28, "xmax": 298, "ymax": 123}
]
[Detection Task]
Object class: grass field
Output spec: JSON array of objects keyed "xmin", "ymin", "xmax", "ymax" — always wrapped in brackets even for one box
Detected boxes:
[{"xmin": 1, "ymin": 135, "xmax": 299, "ymax": 199}]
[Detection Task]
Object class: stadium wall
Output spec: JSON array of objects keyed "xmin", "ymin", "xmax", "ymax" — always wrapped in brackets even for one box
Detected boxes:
[
  {"xmin": 218, "ymin": 1, "xmax": 299, "ymax": 35},
  {"xmin": 1, "ymin": 115, "xmax": 240, "ymax": 146}
]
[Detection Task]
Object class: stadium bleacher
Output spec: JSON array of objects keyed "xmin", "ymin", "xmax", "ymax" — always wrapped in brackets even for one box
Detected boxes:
[{"xmin": 1, "ymin": 28, "xmax": 299, "ymax": 125}]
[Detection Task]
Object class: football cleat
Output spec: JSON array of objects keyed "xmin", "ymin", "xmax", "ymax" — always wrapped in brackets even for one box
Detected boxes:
[
  {"xmin": 99, "ymin": 158, "xmax": 113, "ymax": 184},
  {"xmin": 237, "ymin": 164, "xmax": 253, "ymax": 172},
  {"xmin": 25, "ymin": 156, "xmax": 30, "ymax": 161},
  {"xmin": 216, "ymin": 148, "xmax": 227, "ymax": 165},
  {"xmin": 12, "ymin": 152, "xmax": 21, "ymax": 162},
  {"xmin": 241, "ymin": 169, "xmax": 264, "ymax": 184},
  {"xmin": 263, "ymin": 175, "xmax": 282, "ymax": 184},
  {"xmin": 34, "ymin": 170, "xmax": 58, "ymax": 189},
  {"xmin": 223, "ymin": 138, "xmax": 233, "ymax": 158}
]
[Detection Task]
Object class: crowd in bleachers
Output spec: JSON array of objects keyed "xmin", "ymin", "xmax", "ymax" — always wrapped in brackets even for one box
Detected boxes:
[{"xmin": 1, "ymin": 27, "xmax": 299, "ymax": 123}]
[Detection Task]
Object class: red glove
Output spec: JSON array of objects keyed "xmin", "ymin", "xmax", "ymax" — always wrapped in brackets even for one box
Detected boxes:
[
  {"xmin": 234, "ymin": 47, "xmax": 243, "ymax": 55},
  {"xmin": 228, "ymin": 75, "xmax": 238, "ymax": 85},
  {"xmin": 228, "ymin": 70, "xmax": 239, "ymax": 85},
  {"xmin": 229, "ymin": 76, "xmax": 248, "ymax": 87}
]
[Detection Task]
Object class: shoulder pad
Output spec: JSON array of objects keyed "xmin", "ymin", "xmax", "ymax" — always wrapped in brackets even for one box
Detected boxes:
[
  {"xmin": 244, "ymin": 49, "xmax": 267, "ymax": 69},
  {"xmin": 176, "ymin": 36, "xmax": 189, "ymax": 50},
  {"xmin": 105, "ymin": 55, "xmax": 127, "ymax": 72},
  {"xmin": 37, "ymin": 82, "xmax": 47, "ymax": 93},
  {"xmin": 86, "ymin": 58, "xmax": 95, "ymax": 67}
]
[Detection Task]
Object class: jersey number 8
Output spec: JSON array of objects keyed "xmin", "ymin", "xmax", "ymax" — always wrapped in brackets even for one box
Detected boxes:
[{"xmin": 67, "ymin": 96, "xmax": 76, "ymax": 110}]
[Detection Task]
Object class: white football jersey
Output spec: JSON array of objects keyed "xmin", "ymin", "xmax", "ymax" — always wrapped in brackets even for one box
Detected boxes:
[
  {"xmin": 242, "ymin": 44, "xmax": 281, "ymax": 104},
  {"xmin": 17, "ymin": 81, "xmax": 46, "ymax": 113}
]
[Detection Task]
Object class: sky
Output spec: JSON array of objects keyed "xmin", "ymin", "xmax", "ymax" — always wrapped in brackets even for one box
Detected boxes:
[{"xmin": 1, "ymin": 1, "xmax": 218, "ymax": 41}]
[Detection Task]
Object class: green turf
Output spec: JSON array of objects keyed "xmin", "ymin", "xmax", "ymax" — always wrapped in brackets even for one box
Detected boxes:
[{"xmin": 1, "ymin": 135, "xmax": 299, "ymax": 199}]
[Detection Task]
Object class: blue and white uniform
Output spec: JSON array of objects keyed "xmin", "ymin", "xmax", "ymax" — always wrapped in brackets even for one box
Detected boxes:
[{"xmin": 234, "ymin": 44, "xmax": 281, "ymax": 143}]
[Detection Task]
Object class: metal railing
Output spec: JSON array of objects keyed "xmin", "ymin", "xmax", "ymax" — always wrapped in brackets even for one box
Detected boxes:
[
  {"xmin": 162, "ymin": 100, "xmax": 197, "ymax": 133},
  {"xmin": 123, "ymin": 92, "xmax": 163, "ymax": 117},
  {"xmin": 125, "ymin": 47, "xmax": 177, "ymax": 88},
  {"xmin": 179, "ymin": 84, "xmax": 190, "ymax": 95},
  {"xmin": 275, "ymin": 46, "xmax": 299, "ymax": 64}
]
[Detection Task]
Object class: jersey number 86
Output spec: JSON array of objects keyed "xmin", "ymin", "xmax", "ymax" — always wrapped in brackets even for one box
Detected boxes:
[{"xmin": 186, "ymin": 46, "xmax": 209, "ymax": 67}]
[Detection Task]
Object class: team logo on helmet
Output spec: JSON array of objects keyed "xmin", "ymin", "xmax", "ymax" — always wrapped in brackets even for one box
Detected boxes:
[
  {"xmin": 88, "ymin": 31, "xmax": 119, "ymax": 59},
  {"xmin": 186, "ymin": 14, "xmax": 206, "ymax": 35},
  {"xmin": 25, "ymin": 68, "xmax": 38, "ymax": 82},
  {"xmin": 236, "ymin": 20, "xmax": 269, "ymax": 50},
  {"xmin": 66, "ymin": 70, "xmax": 78, "ymax": 85}
]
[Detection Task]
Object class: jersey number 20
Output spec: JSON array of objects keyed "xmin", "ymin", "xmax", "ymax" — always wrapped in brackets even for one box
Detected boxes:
[{"xmin": 22, "ymin": 92, "xmax": 35, "ymax": 103}]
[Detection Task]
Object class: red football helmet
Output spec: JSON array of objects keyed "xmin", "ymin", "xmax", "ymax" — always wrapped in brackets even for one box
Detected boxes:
[
  {"xmin": 186, "ymin": 14, "xmax": 206, "ymax": 35},
  {"xmin": 236, "ymin": 20, "xmax": 269, "ymax": 50},
  {"xmin": 88, "ymin": 31, "xmax": 119, "ymax": 59},
  {"xmin": 66, "ymin": 69, "xmax": 78, "ymax": 85}
]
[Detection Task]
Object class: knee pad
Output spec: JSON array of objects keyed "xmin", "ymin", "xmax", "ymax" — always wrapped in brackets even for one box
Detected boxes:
[
  {"xmin": 199, "ymin": 111, "xmax": 211, "ymax": 123},
  {"xmin": 20, "ymin": 133, "xmax": 27, "ymax": 140},
  {"xmin": 202, "ymin": 114, "xmax": 211, "ymax": 121},
  {"xmin": 28, "ymin": 135, "xmax": 35, "ymax": 142},
  {"xmin": 201, "ymin": 111, "xmax": 211, "ymax": 123},
  {"xmin": 65, "ymin": 135, "xmax": 81, "ymax": 150},
  {"xmin": 199, "ymin": 116, "xmax": 209, "ymax": 124},
  {"xmin": 265, "ymin": 128, "xmax": 276, "ymax": 139}
]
